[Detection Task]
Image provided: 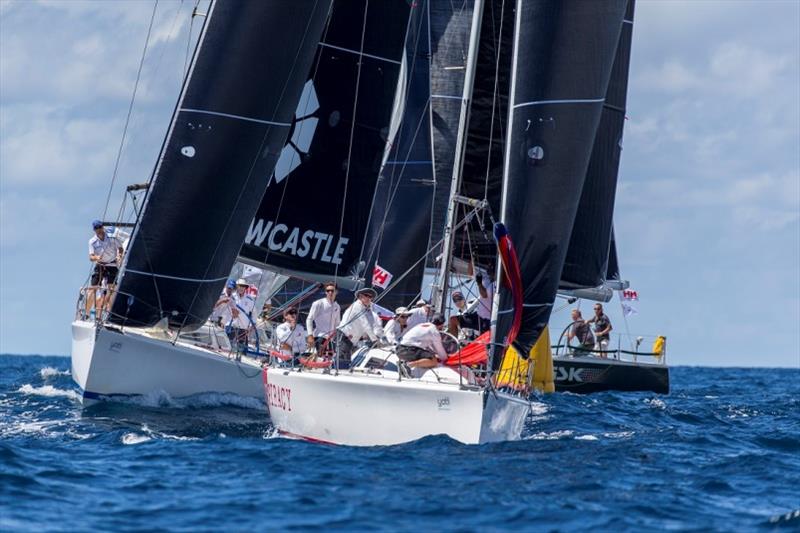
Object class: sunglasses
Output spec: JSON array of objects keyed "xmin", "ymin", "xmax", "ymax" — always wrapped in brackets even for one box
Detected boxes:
[
  {"xmin": 286, "ymin": 310, "xmax": 297, "ymax": 315},
  {"xmin": 325, "ymin": 289, "xmax": 335, "ymax": 293}
]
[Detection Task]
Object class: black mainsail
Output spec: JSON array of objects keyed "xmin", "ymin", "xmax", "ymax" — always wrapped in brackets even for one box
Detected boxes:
[
  {"xmin": 560, "ymin": 0, "xmax": 636, "ymax": 290},
  {"xmin": 492, "ymin": 0, "xmax": 628, "ymax": 361},
  {"xmin": 111, "ymin": 0, "xmax": 332, "ymax": 329},
  {"xmin": 238, "ymin": 0, "xmax": 412, "ymax": 288}
]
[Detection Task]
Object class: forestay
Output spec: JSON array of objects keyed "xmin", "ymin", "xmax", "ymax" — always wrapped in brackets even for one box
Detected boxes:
[{"xmin": 111, "ymin": 0, "xmax": 332, "ymax": 329}]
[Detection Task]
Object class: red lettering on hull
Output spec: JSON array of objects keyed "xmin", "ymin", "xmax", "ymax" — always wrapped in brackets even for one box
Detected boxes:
[{"xmin": 266, "ymin": 383, "xmax": 292, "ymax": 412}]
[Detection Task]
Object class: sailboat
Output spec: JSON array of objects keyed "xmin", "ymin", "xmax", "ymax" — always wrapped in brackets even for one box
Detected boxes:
[
  {"xmin": 264, "ymin": 0, "xmax": 631, "ymax": 445},
  {"xmin": 550, "ymin": 0, "xmax": 669, "ymax": 394},
  {"xmin": 72, "ymin": 0, "xmax": 336, "ymax": 405}
]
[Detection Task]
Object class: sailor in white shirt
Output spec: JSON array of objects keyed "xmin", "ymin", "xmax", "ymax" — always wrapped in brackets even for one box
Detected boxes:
[
  {"xmin": 396, "ymin": 314, "xmax": 449, "ymax": 369},
  {"xmin": 211, "ymin": 279, "xmax": 236, "ymax": 327},
  {"xmin": 336, "ymin": 287, "xmax": 385, "ymax": 367},
  {"xmin": 86, "ymin": 219, "xmax": 124, "ymax": 319},
  {"xmin": 384, "ymin": 306, "xmax": 411, "ymax": 344},
  {"xmin": 405, "ymin": 299, "xmax": 430, "ymax": 329},
  {"xmin": 306, "ymin": 282, "xmax": 341, "ymax": 353},
  {"xmin": 275, "ymin": 307, "xmax": 307, "ymax": 357},
  {"xmin": 230, "ymin": 278, "xmax": 255, "ymax": 353},
  {"xmin": 474, "ymin": 267, "xmax": 494, "ymax": 333}
]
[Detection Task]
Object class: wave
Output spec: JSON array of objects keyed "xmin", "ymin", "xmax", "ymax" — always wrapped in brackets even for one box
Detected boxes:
[
  {"xmin": 39, "ymin": 367, "xmax": 70, "ymax": 379},
  {"xmin": 16, "ymin": 384, "xmax": 80, "ymax": 401}
]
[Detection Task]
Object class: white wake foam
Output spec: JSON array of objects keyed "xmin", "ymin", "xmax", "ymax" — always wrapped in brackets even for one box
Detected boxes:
[
  {"xmin": 122, "ymin": 433, "xmax": 152, "ymax": 445},
  {"xmin": 111, "ymin": 389, "xmax": 264, "ymax": 411},
  {"xmin": 39, "ymin": 367, "xmax": 70, "ymax": 379},
  {"xmin": 17, "ymin": 384, "xmax": 80, "ymax": 401}
]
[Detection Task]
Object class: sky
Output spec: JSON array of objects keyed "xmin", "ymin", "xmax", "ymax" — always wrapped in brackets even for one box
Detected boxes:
[{"xmin": 0, "ymin": 0, "xmax": 798, "ymax": 367}]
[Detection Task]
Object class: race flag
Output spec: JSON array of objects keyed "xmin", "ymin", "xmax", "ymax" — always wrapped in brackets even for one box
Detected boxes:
[
  {"xmin": 621, "ymin": 289, "xmax": 639, "ymax": 301},
  {"xmin": 621, "ymin": 302, "xmax": 638, "ymax": 317},
  {"xmin": 372, "ymin": 264, "xmax": 393, "ymax": 289}
]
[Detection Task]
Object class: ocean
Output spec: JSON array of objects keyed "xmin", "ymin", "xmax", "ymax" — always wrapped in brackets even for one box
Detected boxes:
[{"xmin": 1, "ymin": 354, "xmax": 798, "ymax": 532}]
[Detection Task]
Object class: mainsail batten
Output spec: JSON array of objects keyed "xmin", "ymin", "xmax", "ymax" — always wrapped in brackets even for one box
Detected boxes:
[
  {"xmin": 238, "ymin": 0, "xmax": 413, "ymax": 286},
  {"xmin": 493, "ymin": 0, "xmax": 629, "ymax": 363},
  {"xmin": 111, "ymin": 0, "xmax": 333, "ymax": 329}
]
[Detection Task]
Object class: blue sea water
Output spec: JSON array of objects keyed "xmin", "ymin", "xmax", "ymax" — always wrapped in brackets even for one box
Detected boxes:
[{"xmin": 1, "ymin": 355, "xmax": 798, "ymax": 532}]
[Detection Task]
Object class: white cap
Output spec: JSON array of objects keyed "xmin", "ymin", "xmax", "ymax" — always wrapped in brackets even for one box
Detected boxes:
[{"xmin": 236, "ymin": 278, "xmax": 248, "ymax": 286}]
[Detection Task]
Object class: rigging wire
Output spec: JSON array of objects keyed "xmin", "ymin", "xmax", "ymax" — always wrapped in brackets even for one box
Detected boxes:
[
  {"xmin": 101, "ymin": 0, "xmax": 160, "ymax": 221},
  {"xmin": 184, "ymin": 0, "xmax": 202, "ymax": 77},
  {"xmin": 333, "ymin": 0, "xmax": 370, "ymax": 282}
]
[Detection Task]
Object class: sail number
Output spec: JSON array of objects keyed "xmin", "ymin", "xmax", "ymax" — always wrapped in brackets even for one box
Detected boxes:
[{"xmin": 266, "ymin": 383, "xmax": 292, "ymax": 412}]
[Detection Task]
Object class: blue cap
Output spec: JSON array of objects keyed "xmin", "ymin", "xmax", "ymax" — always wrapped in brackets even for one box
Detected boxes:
[
  {"xmin": 226, "ymin": 279, "xmax": 236, "ymax": 289},
  {"xmin": 92, "ymin": 219, "xmax": 103, "ymax": 230}
]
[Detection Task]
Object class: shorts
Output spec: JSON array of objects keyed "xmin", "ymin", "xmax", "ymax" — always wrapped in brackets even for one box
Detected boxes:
[
  {"xmin": 91, "ymin": 264, "xmax": 118, "ymax": 286},
  {"xmin": 396, "ymin": 345, "xmax": 436, "ymax": 363}
]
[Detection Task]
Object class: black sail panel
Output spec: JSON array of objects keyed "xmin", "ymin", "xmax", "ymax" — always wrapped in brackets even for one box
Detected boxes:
[
  {"xmin": 239, "ymin": 0, "xmax": 412, "ymax": 285},
  {"xmin": 607, "ymin": 227, "xmax": 621, "ymax": 282},
  {"xmin": 427, "ymin": 0, "xmax": 477, "ymax": 264},
  {"xmin": 362, "ymin": 1, "xmax": 434, "ymax": 309},
  {"xmin": 493, "ymin": 0, "xmax": 627, "ymax": 362},
  {"xmin": 560, "ymin": 0, "xmax": 636, "ymax": 290},
  {"xmin": 111, "ymin": 0, "xmax": 332, "ymax": 329}
]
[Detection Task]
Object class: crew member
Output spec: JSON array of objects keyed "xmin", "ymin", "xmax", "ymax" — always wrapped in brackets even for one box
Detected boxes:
[
  {"xmin": 567, "ymin": 309, "xmax": 594, "ymax": 354},
  {"xmin": 396, "ymin": 314, "xmax": 449, "ymax": 369},
  {"xmin": 406, "ymin": 299, "xmax": 430, "ymax": 329},
  {"xmin": 230, "ymin": 278, "xmax": 255, "ymax": 355},
  {"xmin": 337, "ymin": 287, "xmax": 385, "ymax": 367},
  {"xmin": 587, "ymin": 303, "xmax": 613, "ymax": 357},
  {"xmin": 211, "ymin": 279, "xmax": 236, "ymax": 328},
  {"xmin": 384, "ymin": 307, "xmax": 411, "ymax": 344},
  {"xmin": 275, "ymin": 307, "xmax": 307, "ymax": 358},
  {"xmin": 306, "ymin": 282, "xmax": 341, "ymax": 354},
  {"xmin": 86, "ymin": 219, "xmax": 123, "ymax": 319}
]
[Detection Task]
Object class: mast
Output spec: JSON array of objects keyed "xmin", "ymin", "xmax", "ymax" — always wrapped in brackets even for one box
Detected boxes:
[{"xmin": 431, "ymin": 0, "xmax": 485, "ymax": 313}]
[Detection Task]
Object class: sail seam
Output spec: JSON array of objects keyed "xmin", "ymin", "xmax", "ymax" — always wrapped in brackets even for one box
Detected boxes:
[
  {"xmin": 179, "ymin": 108, "xmax": 291, "ymax": 126},
  {"xmin": 513, "ymin": 97, "xmax": 605, "ymax": 110},
  {"xmin": 318, "ymin": 42, "xmax": 402, "ymax": 65},
  {"xmin": 124, "ymin": 269, "xmax": 229, "ymax": 283}
]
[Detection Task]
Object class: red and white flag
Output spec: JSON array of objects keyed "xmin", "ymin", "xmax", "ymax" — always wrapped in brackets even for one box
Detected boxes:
[
  {"xmin": 372, "ymin": 264, "xmax": 393, "ymax": 289},
  {"xmin": 621, "ymin": 289, "xmax": 639, "ymax": 301}
]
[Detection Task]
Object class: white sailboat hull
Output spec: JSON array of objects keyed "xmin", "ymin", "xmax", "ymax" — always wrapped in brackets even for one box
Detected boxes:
[
  {"xmin": 70, "ymin": 321, "xmax": 265, "ymax": 406},
  {"xmin": 265, "ymin": 367, "xmax": 530, "ymax": 446}
]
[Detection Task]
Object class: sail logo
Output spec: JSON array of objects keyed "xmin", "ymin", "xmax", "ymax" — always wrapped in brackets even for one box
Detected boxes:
[
  {"xmin": 272, "ymin": 80, "xmax": 319, "ymax": 184},
  {"xmin": 245, "ymin": 219, "xmax": 349, "ymax": 266}
]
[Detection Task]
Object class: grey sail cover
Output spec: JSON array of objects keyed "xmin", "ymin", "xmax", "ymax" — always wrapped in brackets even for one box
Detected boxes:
[
  {"xmin": 111, "ymin": 0, "xmax": 332, "ymax": 329},
  {"xmin": 493, "ymin": 0, "xmax": 628, "ymax": 362}
]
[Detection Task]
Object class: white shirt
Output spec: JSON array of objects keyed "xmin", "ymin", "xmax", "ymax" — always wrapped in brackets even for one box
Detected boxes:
[
  {"xmin": 476, "ymin": 275, "xmax": 494, "ymax": 320},
  {"xmin": 405, "ymin": 306, "xmax": 428, "ymax": 329},
  {"xmin": 339, "ymin": 300, "xmax": 383, "ymax": 342},
  {"xmin": 211, "ymin": 289, "xmax": 235, "ymax": 325},
  {"xmin": 275, "ymin": 321, "xmax": 307, "ymax": 355},
  {"xmin": 400, "ymin": 323, "xmax": 448, "ymax": 361},
  {"xmin": 306, "ymin": 297, "xmax": 341, "ymax": 337},
  {"xmin": 88, "ymin": 234, "xmax": 122, "ymax": 266},
  {"xmin": 231, "ymin": 291, "xmax": 255, "ymax": 329},
  {"xmin": 383, "ymin": 318, "xmax": 408, "ymax": 344}
]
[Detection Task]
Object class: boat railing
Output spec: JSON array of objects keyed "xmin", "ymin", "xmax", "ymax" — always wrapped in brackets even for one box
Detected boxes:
[{"xmin": 552, "ymin": 332, "xmax": 667, "ymax": 365}]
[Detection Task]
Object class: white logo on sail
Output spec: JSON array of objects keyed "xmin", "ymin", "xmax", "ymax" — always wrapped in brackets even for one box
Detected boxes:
[{"xmin": 272, "ymin": 80, "xmax": 319, "ymax": 184}]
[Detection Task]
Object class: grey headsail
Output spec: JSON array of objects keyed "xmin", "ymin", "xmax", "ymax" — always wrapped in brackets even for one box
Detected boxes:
[
  {"xmin": 427, "ymin": 0, "xmax": 479, "ymax": 266},
  {"xmin": 238, "ymin": 0, "xmax": 413, "ymax": 288},
  {"xmin": 111, "ymin": 0, "xmax": 332, "ymax": 329},
  {"xmin": 361, "ymin": 0, "xmax": 434, "ymax": 309},
  {"xmin": 560, "ymin": 0, "xmax": 636, "ymax": 290},
  {"xmin": 493, "ymin": 0, "xmax": 628, "ymax": 363}
]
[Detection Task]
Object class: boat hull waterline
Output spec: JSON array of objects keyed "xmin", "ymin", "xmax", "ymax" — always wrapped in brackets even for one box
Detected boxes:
[
  {"xmin": 71, "ymin": 321, "xmax": 265, "ymax": 406},
  {"xmin": 264, "ymin": 367, "xmax": 532, "ymax": 446}
]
